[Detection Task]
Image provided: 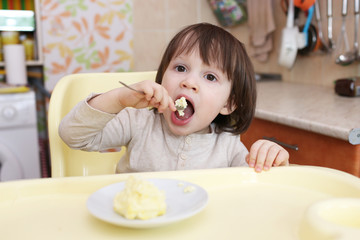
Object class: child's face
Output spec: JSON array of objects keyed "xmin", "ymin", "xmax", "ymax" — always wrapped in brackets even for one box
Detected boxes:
[{"xmin": 161, "ymin": 50, "xmax": 233, "ymax": 136}]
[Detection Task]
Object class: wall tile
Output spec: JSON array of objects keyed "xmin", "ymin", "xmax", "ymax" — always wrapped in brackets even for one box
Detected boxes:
[
  {"xmin": 133, "ymin": 0, "xmax": 166, "ymax": 29},
  {"xmin": 199, "ymin": 0, "xmax": 219, "ymax": 25},
  {"xmin": 133, "ymin": 30, "xmax": 166, "ymax": 71},
  {"xmin": 167, "ymin": 0, "xmax": 198, "ymax": 28}
]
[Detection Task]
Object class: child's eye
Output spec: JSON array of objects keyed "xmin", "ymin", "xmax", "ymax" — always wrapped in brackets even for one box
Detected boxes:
[
  {"xmin": 204, "ymin": 74, "xmax": 217, "ymax": 82},
  {"xmin": 175, "ymin": 65, "xmax": 186, "ymax": 72}
]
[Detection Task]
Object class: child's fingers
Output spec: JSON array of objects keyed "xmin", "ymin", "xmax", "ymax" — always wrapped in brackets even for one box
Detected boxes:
[
  {"xmin": 157, "ymin": 88, "xmax": 172, "ymax": 113},
  {"xmin": 168, "ymin": 96, "xmax": 176, "ymax": 111},
  {"xmin": 254, "ymin": 141, "xmax": 276, "ymax": 172},
  {"xmin": 248, "ymin": 140, "xmax": 290, "ymax": 172},
  {"xmin": 248, "ymin": 140, "xmax": 270, "ymax": 171},
  {"xmin": 248, "ymin": 140, "xmax": 261, "ymax": 167},
  {"xmin": 148, "ymin": 87, "xmax": 174, "ymax": 113},
  {"xmin": 245, "ymin": 153, "xmax": 250, "ymax": 164},
  {"xmin": 153, "ymin": 85, "xmax": 165, "ymax": 103},
  {"xmin": 272, "ymin": 149, "xmax": 289, "ymax": 167},
  {"xmin": 263, "ymin": 144, "xmax": 283, "ymax": 170}
]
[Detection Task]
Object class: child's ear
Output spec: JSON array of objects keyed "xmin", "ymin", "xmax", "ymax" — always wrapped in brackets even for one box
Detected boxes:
[{"xmin": 220, "ymin": 101, "xmax": 236, "ymax": 115}]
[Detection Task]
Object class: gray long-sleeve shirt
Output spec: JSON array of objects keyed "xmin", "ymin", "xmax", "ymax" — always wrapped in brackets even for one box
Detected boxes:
[{"xmin": 59, "ymin": 96, "xmax": 249, "ymax": 173}]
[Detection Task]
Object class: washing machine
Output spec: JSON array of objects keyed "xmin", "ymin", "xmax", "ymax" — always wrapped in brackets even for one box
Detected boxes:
[{"xmin": 0, "ymin": 90, "xmax": 41, "ymax": 181}]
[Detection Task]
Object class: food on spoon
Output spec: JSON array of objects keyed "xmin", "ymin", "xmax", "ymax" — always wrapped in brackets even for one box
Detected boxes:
[
  {"xmin": 113, "ymin": 176, "xmax": 166, "ymax": 220},
  {"xmin": 175, "ymin": 97, "xmax": 187, "ymax": 116}
]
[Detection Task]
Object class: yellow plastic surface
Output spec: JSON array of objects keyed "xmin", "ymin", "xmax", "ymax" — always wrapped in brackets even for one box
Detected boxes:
[
  {"xmin": 1, "ymin": 166, "xmax": 360, "ymax": 240},
  {"xmin": 48, "ymin": 71, "xmax": 157, "ymax": 177}
]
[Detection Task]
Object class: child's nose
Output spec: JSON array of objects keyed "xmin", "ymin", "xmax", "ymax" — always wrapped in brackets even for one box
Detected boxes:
[{"xmin": 180, "ymin": 77, "xmax": 199, "ymax": 92}]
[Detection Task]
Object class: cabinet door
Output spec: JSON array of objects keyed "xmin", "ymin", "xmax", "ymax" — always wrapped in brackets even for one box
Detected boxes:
[{"xmin": 241, "ymin": 118, "xmax": 360, "ymax": 177}]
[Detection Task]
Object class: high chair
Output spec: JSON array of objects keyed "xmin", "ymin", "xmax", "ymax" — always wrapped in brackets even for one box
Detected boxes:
[{"xmin": 48, "ymin": 71, "xmax": 157, "ymax": 177}]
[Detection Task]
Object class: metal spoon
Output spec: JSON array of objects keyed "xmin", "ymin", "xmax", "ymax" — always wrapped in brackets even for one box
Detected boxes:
[
  {"xmin": 315, "ymin": 0, "xmax": 330, "ymax": 52},
  {"xmin": 336, "ymin": 0, "xmax": 352, "ymax": 65},
  {"xmin": 118, "ymin": 81, "xmax": 144, "ymax": 94},
  {"xmin": 355, "ymin": 0, "xmax": 360, "ymax": 60},
  {"xmin": 327, "ymin": 0, "xmax": 335, "ymax": 50},
  {"xmin": 337, "ymin": 0, "xmax": 359, "ymax": 65}
]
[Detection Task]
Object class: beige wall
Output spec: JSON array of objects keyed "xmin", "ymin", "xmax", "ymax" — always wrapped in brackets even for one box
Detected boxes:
[{"xmin": 133, "ymin": 0, "xmax": 360, "ymax": 87}]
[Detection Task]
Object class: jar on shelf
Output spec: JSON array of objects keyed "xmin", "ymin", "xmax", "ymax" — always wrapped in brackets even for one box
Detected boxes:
[
  {"xmin": 1, "ymin": 31, "xmax": 20, "ymax": 44},
  {"xmin": 20, "ymin": 33, "xmax": 34, "ymax": 60}
]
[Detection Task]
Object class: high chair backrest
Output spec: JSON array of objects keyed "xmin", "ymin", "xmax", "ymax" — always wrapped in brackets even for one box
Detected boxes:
[{"xmin": 48, "ymin": 71, "xmax": 157, "ymax": 177}]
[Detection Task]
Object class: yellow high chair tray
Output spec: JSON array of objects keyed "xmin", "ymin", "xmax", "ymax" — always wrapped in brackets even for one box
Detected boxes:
[
  {"xmin": 48, "ymin": 71, "xmax": 157, "ymax": 177},
  {"xmin": 0, "ymin": 167, "xmax": 360, "ymax": 239}
]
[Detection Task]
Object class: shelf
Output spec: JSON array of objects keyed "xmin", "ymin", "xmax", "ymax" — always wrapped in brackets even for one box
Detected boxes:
[
  {"xmin": 0, "ymin": 59, "xmax": 43, "ymax": 67},
  {"xmin": 0, "ymin": 0, "xmax": 43, "ymax": 68}
]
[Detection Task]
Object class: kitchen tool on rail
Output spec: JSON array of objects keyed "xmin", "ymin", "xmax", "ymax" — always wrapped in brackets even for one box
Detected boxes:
[
  {"xmin": 327, "ymin": 0, "xmax": 335, "ymax": 50},
  {"xmin": 314, "ymin": 0, "xmax": 330, "ymax": 52},
  {"xmin": 336, "ymin": 0, "xmax": 359, "ymax": 65},
  {"xmin": 298, "ymin": 4, "xmax": 315, "ymax": 49},
  {"xmin": 335, "ymin": 0, "xmax": 351, "ymax": 65},
  {"xmin": 294, "ymin": 0, "xmax": 315, "ymax": 11},
  {"xmin": 298, "ymin": 5, "xmax": 321, "ymax": 55},
  {"xmin": 355, "ymin": 0, "xmax": 360, "ymax": 61},
  {"xmin": 278, "ymin": 0, "xmax": 301, "ymax": 68}
]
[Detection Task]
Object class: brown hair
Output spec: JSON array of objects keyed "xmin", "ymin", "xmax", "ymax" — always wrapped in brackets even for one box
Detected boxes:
[{"xmin": 155, "ymin": 23, "xmax": 256, "ymax": 134}]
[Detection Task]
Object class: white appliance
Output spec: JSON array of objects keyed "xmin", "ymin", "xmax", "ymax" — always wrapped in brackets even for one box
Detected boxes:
[{"xmin": 0, "ymin": 90, "xmax": 41, "ymax": 181}]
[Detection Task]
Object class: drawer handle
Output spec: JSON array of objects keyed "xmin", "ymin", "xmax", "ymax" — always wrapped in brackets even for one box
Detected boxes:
[{"xmin": 262, "ymin": 136, "xmax": 299, "ymax": 151}]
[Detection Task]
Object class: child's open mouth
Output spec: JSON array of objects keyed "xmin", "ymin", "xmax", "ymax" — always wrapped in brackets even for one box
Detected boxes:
[{"xmin": 174, "ymin": 97, "xmax": 194, "ymax": 120}]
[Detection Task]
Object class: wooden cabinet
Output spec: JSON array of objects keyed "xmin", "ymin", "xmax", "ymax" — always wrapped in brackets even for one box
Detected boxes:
[{"xmin": 241, "ymin": 118, "xmax": 360, "ymax": 177}]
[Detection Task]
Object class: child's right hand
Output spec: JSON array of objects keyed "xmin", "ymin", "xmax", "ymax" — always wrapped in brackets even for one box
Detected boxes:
[
  {"xmin": 88, "ymin": 80, "xmax": 177, "ymax": 114},
  {"xmin": 246, "ymin": 139, "xmax": 289, "ymax": 172}
]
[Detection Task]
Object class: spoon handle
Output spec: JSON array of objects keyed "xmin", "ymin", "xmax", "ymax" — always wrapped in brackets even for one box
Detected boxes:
[
  {"xmin": 342, "ymin": 0, "xmax": 348, "ymax": 16},
  {"xmin": 118, "ymin": 81, "xmax": 145, "ymax": 95},
  {"xmin": 355, "ymin": 0, "xmax": 359, "ymax": 50}
]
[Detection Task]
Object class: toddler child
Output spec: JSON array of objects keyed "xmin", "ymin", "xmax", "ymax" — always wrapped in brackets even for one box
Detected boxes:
[{"xmin": 59, "ymin": 23, "xmax": 289, "ymax": 173}]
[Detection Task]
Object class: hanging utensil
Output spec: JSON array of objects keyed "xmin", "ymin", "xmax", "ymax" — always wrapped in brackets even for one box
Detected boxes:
[
  {"xmin": 327, "ymin": 0, "xmax": 335, "ymax": 50},
  {"xmin": 315, "ymin": 0, "xmax": 330, "ymax": 52},
  {"xmin": 336, "ymin": 0, "xmax": 359, "ymax": 65},
  {"xmin": 335, "ymin": 0, "xmax": 351, "ymax": 65},
  {"xmin": 278, "ymin": 0, "xmax": 299, "ymax": 68},
  {"xmin": 355, "ymin": 0, "xmax": 360, "ymax": 60}
]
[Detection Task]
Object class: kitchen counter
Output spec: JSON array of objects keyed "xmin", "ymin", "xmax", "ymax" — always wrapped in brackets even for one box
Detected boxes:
[{"xmin": 255, "ymin": 81, "xmax": 360, "ymax": 145}]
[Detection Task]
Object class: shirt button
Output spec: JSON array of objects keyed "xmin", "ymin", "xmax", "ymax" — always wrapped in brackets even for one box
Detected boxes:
[
  {"xmin": 185, "ymin": 136, "xmax": 192, "ymax": 144},
  {"xmin": 180, "ymin": 153, "xmax": 187, "ymax": 160}
]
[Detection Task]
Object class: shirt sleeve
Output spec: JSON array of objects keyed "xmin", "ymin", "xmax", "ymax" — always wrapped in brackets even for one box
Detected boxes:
[
  {"xmin": 59, "ymin": 94, "xmax": 121, "ymax": 151},
  {"xmin": 59, "ymin": 94, "xmax": 153, "ymax": 152}
]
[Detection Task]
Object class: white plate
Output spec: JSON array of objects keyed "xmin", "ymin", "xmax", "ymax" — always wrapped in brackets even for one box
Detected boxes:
[{"xmin": 87, "ymin": 178, "xmax": 208, "ymax": 228}]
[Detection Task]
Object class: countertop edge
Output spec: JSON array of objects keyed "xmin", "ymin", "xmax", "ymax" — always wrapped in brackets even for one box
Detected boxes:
[{"xmin": 255, "ymin": 110, "xmax": 351, "ymax": 143}]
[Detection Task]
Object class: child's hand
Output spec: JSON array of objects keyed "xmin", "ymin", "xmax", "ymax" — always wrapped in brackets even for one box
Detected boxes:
[
  {"xmin": 88, "ymin": 80, "xmax": 177, "ymax": 114},
  {"xmin": 246, "ymin": 139, "xmax": 289, "ymax": 172},
  {"xmin": 119, "ymin": 80, "xmax": 177, "ymax": 113}
]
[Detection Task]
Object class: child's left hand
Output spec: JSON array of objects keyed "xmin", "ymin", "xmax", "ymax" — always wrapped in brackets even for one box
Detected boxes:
[{"xmin": 246, "ymin": 139, "xmax": 289, "ymax": 172}]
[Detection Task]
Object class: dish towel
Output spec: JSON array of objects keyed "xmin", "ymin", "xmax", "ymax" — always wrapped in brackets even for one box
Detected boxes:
[{"xmin": 247, "ymin": 0, "xmax": 276, "ymax": 62}]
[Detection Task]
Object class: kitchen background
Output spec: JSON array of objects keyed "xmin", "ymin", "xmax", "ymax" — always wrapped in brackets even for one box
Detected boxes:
[
  {"xmin": 0, "ymin": 0, "xmax": 359, "ymax": 179},
  {"xmin": 41, "ymin": 0, "xmax": 360, "ymax": 90},
  {"xmin": 132, "ymin": 0, "xmax": 360, "ymax": 85}
]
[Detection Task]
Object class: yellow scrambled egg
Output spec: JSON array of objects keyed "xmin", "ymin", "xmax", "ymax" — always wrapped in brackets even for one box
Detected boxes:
[{"xmin": 113, "ymin": 176, "xmax": 166, "ymax": 220}]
